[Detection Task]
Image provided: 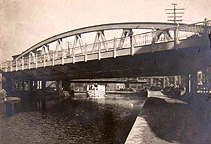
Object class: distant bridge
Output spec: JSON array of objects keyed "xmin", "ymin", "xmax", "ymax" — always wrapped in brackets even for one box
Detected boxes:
[{"xmin": 0, "ymin": 19, "xmax": 211, "ymax": 96}]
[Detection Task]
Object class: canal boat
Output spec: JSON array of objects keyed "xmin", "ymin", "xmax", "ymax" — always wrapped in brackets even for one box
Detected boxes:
[{"xmin": 87, "ymin": 84, "xmax": 106, "ymax": 98}]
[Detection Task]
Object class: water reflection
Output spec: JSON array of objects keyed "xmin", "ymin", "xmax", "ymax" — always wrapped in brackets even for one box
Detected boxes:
[{"xmin": 0, "ymin": 95, "xmax": 145, "ymax": 144}]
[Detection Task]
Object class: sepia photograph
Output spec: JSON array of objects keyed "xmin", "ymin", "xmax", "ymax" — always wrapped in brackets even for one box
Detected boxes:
[{"xmin": 0, "ymin": 0, "xmax": 211, "ymax": 143}]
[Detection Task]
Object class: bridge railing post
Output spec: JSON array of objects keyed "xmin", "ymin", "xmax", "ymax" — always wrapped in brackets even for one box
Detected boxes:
[
  {"xmin": 43, "ymin": 52, "xmax": 46, "ymax": 67},
  {"xmin": 72, "ymin": 47, "xmax": 75, "ymax": 64},
  {"xmin": 62, "ymin": 48, "xmax": 64, "ymax": 65},
  {"xmin": 144, "ymin": 33, "xmax": 147, "ymax": 45},
  {"xmin": 15, "ymin": 59, "xmax": 18, "ymax": 71},
  {"xmin": 29, "ymin": 54, "xmax": 31, "ymax": 69},
  {"xmin": 98, "ymin": 42, "xmax": 101, "ymax": 60},
  {"xmin": 84, "ymin": 44, "xmax": 87, "ymax": 62},
  {"xmin": 151, "ymin": 29, "xmax": 156, "ymax": 52},
  {"xmin": 35, "ymin": 53, "xmax": 38, "ymax": 68},
  {"xmin": 130, "ymin": 30, "xmax": 134, "ymax": 56},
  {"xmin": 52, "ymin": 51, "xmax": 55, "ymax": 66},
  {"xmin": 21, "ymin": 57, "xmax": 24, "ymax": 70},
  {"xmin": 114, "ymin": 37, "xmax": 117, "ymax": 58}
]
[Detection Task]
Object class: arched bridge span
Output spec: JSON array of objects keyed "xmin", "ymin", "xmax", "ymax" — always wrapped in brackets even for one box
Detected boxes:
[
  {"xmin": 13, "ymin": 21, "xmax": 211, "ymax": 60},
  {"xmin": 0, "ymin": 20, "xmax": 211, "ymax": 80}
]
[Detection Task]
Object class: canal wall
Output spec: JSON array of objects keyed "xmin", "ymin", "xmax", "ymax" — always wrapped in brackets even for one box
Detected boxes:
[{"xmin": 125, "ymin": 91, "xmax": 211, "ymax": 144}]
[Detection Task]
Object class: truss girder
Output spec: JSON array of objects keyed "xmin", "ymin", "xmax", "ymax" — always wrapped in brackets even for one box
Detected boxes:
[
  {"xmin": 4, "ymin": 20, "xmax": 210, "ymax": 63},
  {"xmin": 155, "ymin": 29, "xmax": 173, "ymax": 42},
  {"xmin": 41, "ymin": 45, "xmax": 50, "ymax": 61},
  {"xmin": 92, "ymin": 31, "xmax": 108, "ymax": 52},
  {"xmin": 29, "ymin": 52, "xmax": 36, "ymax": 63},
  {"xmin": 54, "ymin": 39, "xmax": 64, "ymax": 60},
  {"xmin": 73, "ymin": 34, "xmax": 84, "ymax": 55},
  {"xmin": 16, "ymin": 22, "xmax": 196, "ymax": 59}
]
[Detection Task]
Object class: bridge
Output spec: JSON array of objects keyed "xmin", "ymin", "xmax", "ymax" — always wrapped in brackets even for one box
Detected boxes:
[{"xmin": 1, "ymin": 19, "xmax": 211, "ymax": 97}]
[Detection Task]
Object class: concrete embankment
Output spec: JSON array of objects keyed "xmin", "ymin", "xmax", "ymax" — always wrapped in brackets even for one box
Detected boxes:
[{"xmin": 125, "ymin": 91, "xmax": 211, "ymax": 144}]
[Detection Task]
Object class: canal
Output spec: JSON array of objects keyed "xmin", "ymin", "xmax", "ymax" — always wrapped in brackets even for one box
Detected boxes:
[{"xmin": 0, "ymin": 94, "xmax": 145, "ymax": 144}]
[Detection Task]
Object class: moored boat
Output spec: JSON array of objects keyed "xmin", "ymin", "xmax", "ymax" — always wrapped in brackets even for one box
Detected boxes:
[{"xmin": 87, "ymin": 84, "xmax": 106, "ymax": 98}]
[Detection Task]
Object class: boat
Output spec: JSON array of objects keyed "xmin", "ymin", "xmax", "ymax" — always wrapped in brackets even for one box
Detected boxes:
[{"xmin": 87, "ymin": 84, "xmax": 106, "ymax": 98}]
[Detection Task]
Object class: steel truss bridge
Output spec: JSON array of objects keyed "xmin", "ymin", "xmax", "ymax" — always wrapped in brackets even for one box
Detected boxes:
[{"xmin": 0, "ymin": 19, "xmax": 211, "ymax": 97}]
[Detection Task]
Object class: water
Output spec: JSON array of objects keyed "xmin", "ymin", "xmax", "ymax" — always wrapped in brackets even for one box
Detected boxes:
[{"xmin": 0, "ymin": 95, "xmax": 145, "ymax": 144}]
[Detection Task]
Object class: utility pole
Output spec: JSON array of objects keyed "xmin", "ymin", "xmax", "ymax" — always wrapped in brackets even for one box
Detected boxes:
[
  {"xmin": 166, "ymin": 3, "xmax": 185, "ymax": 48},
  {"xmin": 165, "ymin": 3, "xmax": 185, "ymax": 23}
]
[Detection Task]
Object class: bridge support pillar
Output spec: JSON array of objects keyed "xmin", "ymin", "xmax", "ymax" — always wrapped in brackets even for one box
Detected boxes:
[
  {"xmin": 163, "ymin": 77, "xmax": 166, "ymax": 89},
  {"xmin": 190, "ymin": 72, "xmax": 197, "ymax": 95},
  {"xmin": 178, "ymin": 76, "xmax": 181, "ymax": 86},
  {"xmin": 62, "ymin": 80, "xmax": 74, "ymax": 97},
  {"xmin": 185, "ymin": 74, "xmax": 191, "ymax": 94},
  {"xmin": 30, "ymin": 80, "xmax": 33, "ymax": 92},
  {"xmin": 22, "ymin": 81, "xmax": 25, "ymax": 91},
  {"xmin": 150, "ymin": 78, "xmax": 153, "ymax": 87},
  {"xmin": 2, "ymin": 74, "xmax": 13, "ymax": 96},
  {"xmin": 174, "ymin": 76, "xmax": 177, "ymax": 88},
  {"xmin": 41, "ymin": 80, "xmax": 46, "ymax": 110},
  {"xmin": 166, "ymin": 78, "xmax": 170, "ymax": 87},
  {"xmin": 29, "ymin": 80, "xmax": 39, "ymax": 110},
  {"xmin": 185, "ymin": 72, "xmax": 198, "ymax": 95}
]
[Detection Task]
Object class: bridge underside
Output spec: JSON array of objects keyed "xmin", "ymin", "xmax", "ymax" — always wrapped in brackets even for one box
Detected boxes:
[{"xmin": 3, "ymin": 46, "xmax": 209, "ymax": 81}]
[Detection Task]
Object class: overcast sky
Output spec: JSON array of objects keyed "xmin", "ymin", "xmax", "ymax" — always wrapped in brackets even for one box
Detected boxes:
[{"xmin": 0, "ymin": 0, "xmax": 210, "ymax": 63}]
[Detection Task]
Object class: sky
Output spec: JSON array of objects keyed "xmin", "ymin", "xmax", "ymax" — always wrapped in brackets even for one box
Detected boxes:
[{"xmin": 0, "ymin": 0, "xmax": 211, "ymax": 63}]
